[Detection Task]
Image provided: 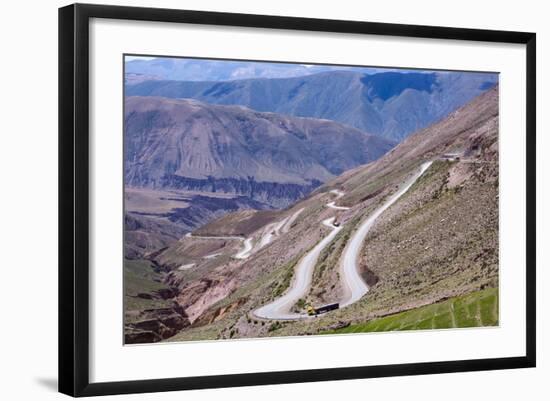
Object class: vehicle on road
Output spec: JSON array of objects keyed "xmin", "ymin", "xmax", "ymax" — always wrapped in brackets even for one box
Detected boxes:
[
  {"xmin": 441, "ymin": 153, "xmax": 461, "ymax": 161},
  {"xmin": 307, "ymin": 302, "xmax": 340, "ymax": 316}
]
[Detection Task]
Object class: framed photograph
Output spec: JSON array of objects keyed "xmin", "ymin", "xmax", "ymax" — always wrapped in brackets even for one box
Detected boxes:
[{"xmin": 59, "ymin": 3, "xmax": 536, "ymax": 397}]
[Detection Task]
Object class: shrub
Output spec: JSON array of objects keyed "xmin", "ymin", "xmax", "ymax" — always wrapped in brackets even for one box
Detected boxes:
[
  {"xmin": 268, "ymin": 322, "xmax": 282, "ymax": 332},
  {"xmin": 296, "ymin": 298, "xmax": 306, "ymax": 310}
]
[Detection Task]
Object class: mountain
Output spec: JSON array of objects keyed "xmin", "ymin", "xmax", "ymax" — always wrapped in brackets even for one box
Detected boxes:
[
  {"xmin": 123, "ymin": 86, "xmax": 499, "ymax": 343},
  {"xmin": 125, "ymin": 72, "xmax": 162, "ymax": 85},
  {"xmin": 125, "ymin": 96, "xmax": 394, "ymax": 207},
  {"xmin": 126, "ymin": 70, "xmax": 498, "ymax": 141},
  {"xmin": 125, "ymin": 57, "xmax": 381, "ymax": 82}
]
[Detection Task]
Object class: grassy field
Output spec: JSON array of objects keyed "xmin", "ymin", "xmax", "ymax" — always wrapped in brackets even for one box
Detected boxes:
[
  {"xmin": 323, "ymin": 288, "xmax": 498, "ymax": 334},
  {"xmin": 124, "ymin": 259, "xmax": 172, "ymax": 312}
]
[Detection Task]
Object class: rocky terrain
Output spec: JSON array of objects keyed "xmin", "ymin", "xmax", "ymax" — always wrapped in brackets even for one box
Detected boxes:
[
  {"xmin": 193, "ymin": 210, "xmax": 282, "ymax": 237},
  {"xmin": 124, "ymin": 188, "xmax": 272, "ymax": 259},
  {"xmin": 124, "ymin": 259, "xmax": 191, "ymax": 343},
  {"xmin": 124, "ymin": 95, "xmax": 394, "ymax": 262},
  {"xmin": 126, "ymin": 70, "xmax": 497, "ymax": 141},
  {"xmin": 124, "ymin": 86, "xmax": 499, "ymax": 343},
  {"xmin": 125, "ymin": 96, "xmax": 394, "ymax": 205}
]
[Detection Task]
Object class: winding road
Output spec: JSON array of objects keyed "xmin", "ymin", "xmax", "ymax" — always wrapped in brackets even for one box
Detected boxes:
[
  {"xmin": 326, "ymin": 189, "xmax": 351, "ymax": 210},
  {"xmin": 236, "ymin": 208, "xmax": 305, "ymax": 260},
  {"xmin": 184, "ymin": 232, "xmax": 251, "ymax": 260},
  {"xmin": 187, "ymin": 209, "xmax": 305, "ymax": 261},
  {"xmin": 340, "ymin": 161, "xmax": 433, "ymax": 306},
  {"xmin": 234, "ymin": 237, "xmax": 253, "ymax": 259},
  {"xmin": 253, "ymin": 161, "xmax": 433, "ymax": 320},
  {"xmin": 253, "ymin": 217, "xmax": 343, "ymax": 320},
  {"xmin": 282, "ymin": 208, "xmax": 304, "ymax": 233}
]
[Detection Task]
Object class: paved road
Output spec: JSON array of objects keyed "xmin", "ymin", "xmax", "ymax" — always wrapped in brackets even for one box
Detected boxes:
[
  {"xmin": 258, "ymin": 218, "xmax": 287, "ymax": 248},
  {"xmin": 253, "ymin": 217, "xmax": 342, "ymax": 320},
  {"xmin": 186, "ymin": 209, "xmax": 306, "ymax": 261},
  {"xmin": 236, "ymin": 208, "xmax": 305, "ymax": 260},
  {"xmin": 234, "ymin": 237, "xmax": 253, "ymax": 259},
  {"xmin": 252, "ymin": 189, "xmax": 352, "ymax": 319},
  {"xmin": 326, "ymin": 189, "xmax": 350, "ymax": 210},
  {"xmin": 253, "ymin": 161, "xmax": 433, "ymax": 319},
  {"xmin": 184, "ymin": 232, "xmax": 250, "ymax": 259},
  {"xmin": 282, "ymin": 208, "xmax": 304, "ymax": 233},
  {"xmin": 340, "ymin": 161, "xmax": 433, "ymax": 306}
]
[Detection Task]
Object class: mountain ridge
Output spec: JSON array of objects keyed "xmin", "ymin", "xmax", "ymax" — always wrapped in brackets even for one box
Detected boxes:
[
  {"xmin": 125, "ymin": 57, "xmax": 387, "ymax": 82},
  {"xmin": 125, "ymin": 96, "xmax": 394, "ymax": 208},
  {"xmin": 126, "ymin": 70, "xmax": 497, "ymax": 141}
]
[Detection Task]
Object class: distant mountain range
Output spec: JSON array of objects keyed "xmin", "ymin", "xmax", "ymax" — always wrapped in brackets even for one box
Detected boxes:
[
  {"xmin": 125, "ymin": 57, "xmax": 385, "ymax": 82},
  {"xmin": 125, "ymin": 96, "xmax": 394, "ymax": 207},
  {"xmin": 126, "ymin": 70, "xmax": 498, "ymax": 142}
]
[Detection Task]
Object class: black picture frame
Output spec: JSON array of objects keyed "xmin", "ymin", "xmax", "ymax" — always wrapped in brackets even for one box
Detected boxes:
[{"xmin": 59, "ymin": 3, "xmax": 536, "ymax": 397}]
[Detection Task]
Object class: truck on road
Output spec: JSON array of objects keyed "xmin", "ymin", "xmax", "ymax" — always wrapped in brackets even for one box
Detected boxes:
[{"xmin": 307, "ymin": 302, "xmax": 340, "ymax": 316}]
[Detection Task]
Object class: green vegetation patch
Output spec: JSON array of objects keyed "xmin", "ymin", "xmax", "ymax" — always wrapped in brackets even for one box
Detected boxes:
[
  {"xmin": 124, "ymin": 259, "xmax": 171, "ymax": 311},
  {"xmin": 312, "ymin": 215, "xmax": 361, "ymax": 281},
  {"xmin": 323, "ymin": 288, "xmax": 498, "ymax": 334},
  {"xmin": 272, "ymin": 257, "xmax": 301, "ymax": 298}
]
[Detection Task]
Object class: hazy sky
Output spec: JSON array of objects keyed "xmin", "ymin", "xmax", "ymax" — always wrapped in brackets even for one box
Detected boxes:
[{"xmin": 125, "ymin": 56, "xmax": 156, "ymax": 61}]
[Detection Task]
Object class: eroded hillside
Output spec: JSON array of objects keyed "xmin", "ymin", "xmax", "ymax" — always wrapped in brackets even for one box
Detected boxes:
[{"xmin": 124, "ymin": 86, "xmax": 499, "ymax": 343}]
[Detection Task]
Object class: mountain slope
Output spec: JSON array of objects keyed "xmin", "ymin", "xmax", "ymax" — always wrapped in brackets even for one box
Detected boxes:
[
  {"xmin": 126, "ymin": 70, "xmax": 497, "ymax": 141},
  {"xmin": 125, "ymin": 96, "xmax": 394, "ymax": 208},
  {"xmin": 140, "ymin": 86, "xmax": 500, "ymax": 342}
]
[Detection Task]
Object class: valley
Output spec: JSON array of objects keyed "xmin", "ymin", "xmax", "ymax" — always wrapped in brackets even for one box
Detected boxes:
[
  {"xmin": 124, "ymin": 187, "xmax": 273, "ymax": 258},
  {"xmin": 122, "ymin": 55, "xmax": 500, "ymax": 344},
  {"xmin": 124, "ymin": 82, "xmax": 499, "ymax": 343}
]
